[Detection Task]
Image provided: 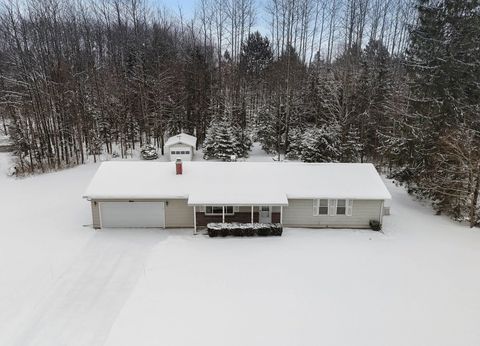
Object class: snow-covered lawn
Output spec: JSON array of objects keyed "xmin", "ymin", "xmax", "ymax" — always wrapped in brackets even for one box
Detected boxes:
[{"xmin": 1, "ymin": 151, "xmax": 480, "ymax": 346}]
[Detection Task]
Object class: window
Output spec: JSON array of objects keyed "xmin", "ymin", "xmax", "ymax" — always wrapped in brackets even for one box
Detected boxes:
[
  {"xmin": 318, "ymin": 199, "xmax": 328, "ymax": 215},
  {"xmin": 185, "ymin": 151, "xmax": 190, "ymax": 155},
  {"xmin": 171, "ymin": 151, "xmax": 177, "ymax": 155},
  {"xmin": 205, "ymin": 206, "xmax": 234, "ymax": 215},
  {"xmin": 336, "ymin": 199, "xmax": 346, "ymax": 215},
  {"xmin": 261, "ymin": 206, "xmax": 270, "ymax": 212}
]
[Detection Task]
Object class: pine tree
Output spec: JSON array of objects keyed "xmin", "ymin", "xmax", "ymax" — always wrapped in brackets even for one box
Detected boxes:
[
  {"xmin": 256, "ymin": 104, "xmax": 283, "ymax": 155},
  {"xmin": 404, "ymin": 0, "xmax": 480, "ymax": 221},
  {"xmin": 203, "ymin": 116, "xmax": 238, "ymax": 161},
  {"xmin": 285, "ymin": 128, "xmax": 303, "ymax": 159},
  {"xmin": 239, "ymin": 32, "xmax": 273, "ymax": 79},
  {"xmin": 300, "ymin": 124, "xmax": 341, "ymax": 163},
  {"xmin": 340, "ymin": 125, "xmax": 362, "ymax": 162}
]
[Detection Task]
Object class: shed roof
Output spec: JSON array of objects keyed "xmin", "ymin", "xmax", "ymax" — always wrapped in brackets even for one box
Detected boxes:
[
  {"xmin": 164, "ymin": 133, "xmax": 197, "ymax": 148},
  {"xmin": 83, "ymin": 161, "xmax": 391, "ymax": 204}
]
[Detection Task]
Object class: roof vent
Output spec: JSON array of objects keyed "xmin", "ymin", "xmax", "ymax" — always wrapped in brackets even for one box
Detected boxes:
[{"xmin": 176, "ymin": 159, "xmax": 183, "ymax": 175}]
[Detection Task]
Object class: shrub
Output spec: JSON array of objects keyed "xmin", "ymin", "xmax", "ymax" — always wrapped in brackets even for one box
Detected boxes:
[
  {"xmin": 220, "ymin": 228, "xmax": 230, "ymax": 237},
  {"xmin": 208, "ymin": 228, "xmax": 218, "ymax": 237},
  {"xmin": 271, "ymin": 223, "xmax": 283, "ymax": 236},
  {"xmin": 369, "ymin": 220, "xmax": 382, "ymax": 231},
  {"xmin": 256, "ymin": 225, "xmax": 271, "ymax": 236},
  {"xmin": 232, "ymin": 226, "xmax": 245, "ymax": 237},
  {"xmin": 244, "ymin": 227, "xmax": 255, "ymax": 237}
]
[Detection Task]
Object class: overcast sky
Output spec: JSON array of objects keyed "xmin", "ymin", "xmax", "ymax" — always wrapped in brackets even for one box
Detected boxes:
[{"xmin": 150, "ymin": 0, "xmax": 268, "ymax": 33}]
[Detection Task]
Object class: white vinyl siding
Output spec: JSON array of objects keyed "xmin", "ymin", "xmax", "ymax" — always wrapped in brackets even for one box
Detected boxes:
[{"xmin": 287, "ymin": 199, "xmax": 383, "ymax": 228}]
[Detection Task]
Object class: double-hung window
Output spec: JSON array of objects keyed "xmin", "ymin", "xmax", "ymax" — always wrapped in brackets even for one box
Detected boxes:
[
  {"xmin": 318, "ymin": 199, "xmax": 329, "ymax": 215},
  {"xmin": 205, "ymin": 206, "xmax": 234, "ymax": 215},
  {"xmin": 336, "ymin": 199, "xmax": 346, "ymax": 215},
  {"xmin": 314, "ymin": 199, "xmax": 353, "ymax": 216}
]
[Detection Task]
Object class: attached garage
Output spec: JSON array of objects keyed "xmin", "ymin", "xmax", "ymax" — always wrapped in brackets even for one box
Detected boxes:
[
  {"xmin": 99, "ymin": 201, "xmax": 165, "ymax": 228},
  {"xmin": 84, "ymin": 161, "xmax": 391, "ymax": 231}
]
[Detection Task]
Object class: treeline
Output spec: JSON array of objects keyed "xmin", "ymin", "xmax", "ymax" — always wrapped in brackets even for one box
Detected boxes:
[{"xmin": 0, "ymin": 0, "xmax": 479, "ymax": 226}]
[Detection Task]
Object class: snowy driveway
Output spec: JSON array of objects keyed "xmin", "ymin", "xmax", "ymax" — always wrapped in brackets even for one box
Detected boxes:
[{"xmin": 10, "ymin": 229, "xmax": 165, "ymax": 346}]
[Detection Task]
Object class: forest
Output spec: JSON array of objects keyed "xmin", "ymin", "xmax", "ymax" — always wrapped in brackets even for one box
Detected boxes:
[{"xmin": 0, "ymin": 0, "xmax": 479, "ymax": 226}]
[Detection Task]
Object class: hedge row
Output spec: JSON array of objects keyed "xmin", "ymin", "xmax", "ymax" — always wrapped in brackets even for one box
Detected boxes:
[{"xmin": 207, "ymin": 223, "xmax": 283, "ymax": 237}]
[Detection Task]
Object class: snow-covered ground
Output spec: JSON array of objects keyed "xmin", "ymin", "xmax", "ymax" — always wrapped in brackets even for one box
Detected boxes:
[{"xmin": 1, "ymin": 150, "xmax": 480, "ymax": 346}]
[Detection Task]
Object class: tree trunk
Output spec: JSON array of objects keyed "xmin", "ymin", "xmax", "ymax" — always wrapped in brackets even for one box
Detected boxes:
[{"xmin": 470, "ymin": 165, "xmax": 480, "ymax": 228}]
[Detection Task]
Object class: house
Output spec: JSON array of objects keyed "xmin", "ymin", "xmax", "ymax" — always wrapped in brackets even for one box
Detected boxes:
[
  {"xmin": 164, "ymin": 133, "xmax": 197, "ymax": 161},
  {"xmin": 83, "ymin": 160, "xmax": 391, "ymax": 233}
]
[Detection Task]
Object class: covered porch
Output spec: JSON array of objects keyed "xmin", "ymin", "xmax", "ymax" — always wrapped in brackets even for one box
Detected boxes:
[{"xmin": 188, "ymin": 191, "xmax": 288, "ymax": 235}]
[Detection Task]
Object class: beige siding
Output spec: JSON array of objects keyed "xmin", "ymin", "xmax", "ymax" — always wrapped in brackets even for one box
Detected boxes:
[
  {"xmin": 91, "ymin": 201, "xmax": 101, "ymax": 229},
  {"xmin": 282, "ymin": 199, "xmax": 383, "ymax": 228},
  {"xmin": 165, "ymin": 199, "xmax": 194, "ymax": 228}
]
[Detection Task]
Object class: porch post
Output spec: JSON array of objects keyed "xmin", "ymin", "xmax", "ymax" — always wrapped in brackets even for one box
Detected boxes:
[
  {"xmin": 251, "ymin": 205, "xmax": 254, "ymax": 226},
  {"xmin": 280, "ymin": 206, "xmax": 283, "ymax": 224},
  {"xmin": 193, "ymin": 205, "xmax": 197, "ymax": 235},
  {"xmin": 222, "ymin": 206, "xmax": 225, "ymax": 223}
]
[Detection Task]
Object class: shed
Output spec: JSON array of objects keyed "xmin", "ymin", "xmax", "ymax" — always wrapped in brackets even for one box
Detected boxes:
[{"xmin": 164, "ymin": 133, "xmax": 197, "ymax": 161}]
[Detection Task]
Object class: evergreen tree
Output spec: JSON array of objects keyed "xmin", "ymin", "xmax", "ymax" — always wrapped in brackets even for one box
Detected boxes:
[
  {"xmin": 404, "ymin": 0, "xmax": 480, "ymax": 221},
  {"xmin": 203, "ymin": 116, "xmax": 239, "ymax": 161},
  {"xmin": 340, "ymin": 125, "xmax": 362, "ymax": 162},
  {"xmin": 239, "ymin": 32, "xmax": 273, "ymax": 79},
  {"xmin": 300, "ymin": 124, "xmax": 341, "ymax": 163}
]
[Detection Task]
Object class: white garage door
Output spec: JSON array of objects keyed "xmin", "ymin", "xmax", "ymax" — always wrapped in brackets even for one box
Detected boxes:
[
  {"xmin": 170, "ymin": 147, "xmax": 192, "ymax": 161},
  {"xmin": 100, "ymin": 202, "xmax": 165, "ymax": 228}
]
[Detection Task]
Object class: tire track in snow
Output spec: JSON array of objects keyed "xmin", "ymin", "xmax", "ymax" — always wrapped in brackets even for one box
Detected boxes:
[{"xmin": 11, "ymin": 229, "xmax": 166, "ymax": 346}]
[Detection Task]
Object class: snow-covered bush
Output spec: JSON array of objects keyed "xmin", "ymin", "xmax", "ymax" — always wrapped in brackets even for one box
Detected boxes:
[
  {"xmin": 369, "ymin": 220, "xmax": 381, "ymax": 231},
  {"xmin": 206, "ymin": 223, "xmax": 282, "ymax": 237}
]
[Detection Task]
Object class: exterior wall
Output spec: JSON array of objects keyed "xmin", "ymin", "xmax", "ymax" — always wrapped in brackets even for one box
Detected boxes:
[
  {"xmin": 165, "ymin": 199, "xmax": 194, "ymax": 228},
  {"xmin": 168, "ymin": 143, "xmax": 193, "ymax": 161},
  {"xmin": 282, "ymin": 199, "xmax": 383, "ymax": 228},
  {"xmin": 272, "ymin": 212, "xmax": 281, "ymax": 223},
  {"xmin": 90, "ymin": 198, "xmax": 384, "ymax": 230},
  {"xmin": 90, "ymin": 198, "xmax": 193, "ymax": 229},
  {"xmin": 91, "ymin": 201, "xmax": 101, "ymax": 229},
  {"xmin": 196, "ymin": 212, "xmax": 259, "ymax": 226}
]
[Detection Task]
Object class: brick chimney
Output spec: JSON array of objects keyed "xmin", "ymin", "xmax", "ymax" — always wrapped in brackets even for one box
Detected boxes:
[{"xmin": 176, "ymin": 158, "xmax": 183, "ymax": 175}]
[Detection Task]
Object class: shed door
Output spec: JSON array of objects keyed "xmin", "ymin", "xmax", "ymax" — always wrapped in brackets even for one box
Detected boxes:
[{"xmin": 100, "ymin": 202, "xmax": 165, "ymax": 228}]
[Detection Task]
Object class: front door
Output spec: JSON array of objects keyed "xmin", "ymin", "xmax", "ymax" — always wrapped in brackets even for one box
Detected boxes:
[{"xmin": 259, "ymin": 206, "xmax": 271, "ymax": 223}]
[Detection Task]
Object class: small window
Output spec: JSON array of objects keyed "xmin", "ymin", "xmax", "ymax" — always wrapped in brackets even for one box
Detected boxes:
[
  {"xmin": 185, "ymin": 151, "xmax": 190, "ymax": 154},
  {"xmin": 337, "ymin": 199, "xmax": 346, "ymax": 215},
  {"xmin": 261, "ymin": 206, "xmax": 269, "ymax": 212},
  {"xmin": 205, "ymin": 206, "xmax": 234, "ymax": 215},
  {"xmin": 318, "ymin": 199, "xmax": 328, "ymax": 215},
  {"xmin": 171, "ymin": 151, "xmax": 177, "ymax": 155}
]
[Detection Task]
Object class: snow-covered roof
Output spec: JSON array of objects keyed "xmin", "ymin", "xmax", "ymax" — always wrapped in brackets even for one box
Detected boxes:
[
  {"xmin": 164, "ymin": 133, "xmax": 197, "ymax": 148},
  {"xmin": 83, "ymin": 162, "xmax": 391, "ymax": 204}
]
